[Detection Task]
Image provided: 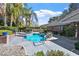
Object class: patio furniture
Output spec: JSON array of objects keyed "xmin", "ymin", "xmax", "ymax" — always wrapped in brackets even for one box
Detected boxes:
[
  {"xmin": 15, "ymin": 32, "xmax": 26, "ymax": 37},
  {"xmin": 33, "ymin": 41, "xmax": 45, "ymax": 46},
  {"xmin": 45, "ymin": 32, "xmax": 58, "ymax": 41},
  {"xmin": 45, "ymin": 32, "xmax": 53, "ymax": 38},
  {"xmin": 46, "ymin": 37, "xmax": 58, "ymax": 41}
]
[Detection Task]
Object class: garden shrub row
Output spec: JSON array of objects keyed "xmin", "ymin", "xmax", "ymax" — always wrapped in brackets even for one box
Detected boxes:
[
  {"xmin": 0, "ymin": 26, "xmax": 17, "ymax": 30},
  {"xmin": 0, "ymin": 26, "xmax": 17, "ymax": 35},
  {"xmin": 35, "ymin": 50, "xmax": 69, "ymax": 56}
]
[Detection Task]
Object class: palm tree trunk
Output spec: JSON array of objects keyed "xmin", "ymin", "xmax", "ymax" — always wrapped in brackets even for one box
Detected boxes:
[
  {"xmin": 4, "ymin": 3, "xmax": 7, "ymax": 26},
  {"xmin": 75, "ymin": 23, "xmax": 78, "ymax": 38},
  {"xmin": 10, "ymin": 14, "xmax": 13, "ymax": 26}
]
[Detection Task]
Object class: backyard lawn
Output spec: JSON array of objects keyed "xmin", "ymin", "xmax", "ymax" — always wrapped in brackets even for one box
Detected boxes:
[{"xmin": 0, "ymin": 30, "xmax": 13, "ymax": 35}]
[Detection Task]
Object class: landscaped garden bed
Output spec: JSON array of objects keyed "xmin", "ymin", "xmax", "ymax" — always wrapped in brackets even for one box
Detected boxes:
[
  {"xmin": 35, "ymin": 50, "xmax": 69, "ymax": 56},
  {"xmin": 0, "ymin": 30, "xmax": 13, "ymax": 35}
]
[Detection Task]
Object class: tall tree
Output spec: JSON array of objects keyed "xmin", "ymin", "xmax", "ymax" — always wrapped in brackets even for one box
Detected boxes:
[
  {"xmin": 4, "ymin": 3, "xmax": 7, "ymax": 26},
  {"xmin": 69, "ymin": 3, "xmax": 79, "ymax": 12},
  {"xmin": 0, "ymin": 3, "xmax": 4, "ymax": 26},
  {"xmin": 6, "ymin": 3, "xmax": 38, "ymax": 28},
  {"xmin": 31, "ymin": 10, "xmax": 38, "ymax": 27},
  {"xmin": 60, "ymin": 9, "xmax": 68, "ymax": 19},
  {"xmin": 6, "ymin": 3, "xmax": 23, "ymax": 26}
]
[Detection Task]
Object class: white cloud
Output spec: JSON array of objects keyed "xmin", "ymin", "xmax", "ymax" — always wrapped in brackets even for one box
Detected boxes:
[{"xmin": 34, "ymin": 9, "xmax": 62, "ymax": 25}]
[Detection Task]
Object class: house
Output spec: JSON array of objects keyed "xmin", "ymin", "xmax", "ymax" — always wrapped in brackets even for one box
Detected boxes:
[
  {"xmin": 47, "ymin": 9, "xmax": 79, "ymax": 38},
  {"xmin": 47, "ymin": 17, "xmax": 64, "ymax": 34}
]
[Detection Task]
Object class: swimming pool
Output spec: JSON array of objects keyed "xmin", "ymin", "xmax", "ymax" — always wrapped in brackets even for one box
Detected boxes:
[{"xmin": 24, "ymin": 33, "xmax": 46, "ymax": 42}]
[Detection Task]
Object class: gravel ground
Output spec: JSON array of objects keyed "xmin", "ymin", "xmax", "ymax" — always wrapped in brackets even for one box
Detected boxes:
[{"xmin": 0, "ymin": 44, "xmax": 26, "ymax": 56}]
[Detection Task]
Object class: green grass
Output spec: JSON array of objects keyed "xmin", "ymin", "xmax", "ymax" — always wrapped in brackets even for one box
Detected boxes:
[{"xmin": 0, "ymin": 30, "xmax": 13, "ymax": 35}]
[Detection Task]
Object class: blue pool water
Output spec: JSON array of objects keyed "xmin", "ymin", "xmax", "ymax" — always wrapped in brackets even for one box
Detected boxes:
[{"xmin": 24, "ymin": 33, "xmax": 46, "ymax": 42}]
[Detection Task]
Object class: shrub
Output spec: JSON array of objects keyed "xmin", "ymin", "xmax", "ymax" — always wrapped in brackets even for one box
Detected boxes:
[
  {"xmin": 60, "ymin": 25, "xmax": 75, "ymax": 37},
  {"xmin": 26, "ymin": 28, "xmax": 32, "ymax": 33},
  {"xmin": 35, "ymin": 50, "xmax": 70, "ymax": 56},
  {"xmin": 35, "ymin": 51, "xmax": 45, "ymax": 56},
  {"xmin": 75, "ymin": 42, "xmax": 79, "ymax": 50},
  {"xmin": 0, "ymin": 26, "xmax": 16, "ymax": 30},
  {"xmin": 46, "ymin": 50, "xmax": 64, "ymax": 56},
  {"xmin": 7, "ymin": 26, "xmax": 16, "ymax": 30},
  {"xmin": 43, "ymin": 29, "xmax": 48, "ymax": 34}
]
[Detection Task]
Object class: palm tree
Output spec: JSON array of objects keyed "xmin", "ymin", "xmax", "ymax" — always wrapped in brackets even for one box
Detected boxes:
[
  {"xmin": 22, "ymin": 7, "xmax": 31, "ymax": 27},
  {"xmin": 31, "ymin": 10, "xmax": 38, "ymax": 27},
  {"xmin": 4, "ymin": 3, "xmax": 7, "ymax": 26},
  {"xmin": 0, "ymin": 3, "xmax": 5, "ymax": 26},
  {"xmin": 6, "ymin": 3, "xmax": 23, "ymax": 27},
  {"xmin": 21, "ymin": 4, "xmax": 38, "ymax": 27},
  {"xmin": 6, "ymin": 3, "xmax": 38, "ymax": 28},
  {"xmin": 6, "ymin": 3, "xmax": 13, "ymax": 26}
]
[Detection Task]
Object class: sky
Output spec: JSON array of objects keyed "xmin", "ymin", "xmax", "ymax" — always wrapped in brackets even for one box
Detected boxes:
[{"xmin": 24, "ymin": 3, "xmax": 69, "ymax": 25}]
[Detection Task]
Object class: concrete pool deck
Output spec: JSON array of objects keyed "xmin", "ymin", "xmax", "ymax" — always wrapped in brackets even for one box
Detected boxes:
[{"xmin": 8, "ymin": 35, "xmax": 78, "ymax": 56}]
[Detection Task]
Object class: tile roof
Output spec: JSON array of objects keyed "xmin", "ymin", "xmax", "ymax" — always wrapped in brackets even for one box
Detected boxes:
[{"xmin": 48, "ymin": 9, "xmax": 79, "ymax": 26}]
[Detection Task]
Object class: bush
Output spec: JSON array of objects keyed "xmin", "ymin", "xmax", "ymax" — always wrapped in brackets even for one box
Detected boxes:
[
  {"xmin": 35, "ymin": 50, "xmax": 66, "ymax": 56},
  {"xmin": 7, "ymin": 26, "xmax": 16, "ymax": 30},
  {"xmin": 75, "ymin": 42, "xmax": 79, "ymax": 50},
  {"xmin": 35, "ymin": 51, "xmax": 45, "ymax": 56},
  {"xmin": 47, "ymin": 50, "xmax": 64, "ymax": 56},
  {"xmin": 43, "ymin": 29, "xmax": 48, "ymax": 34},
  {"xmin": 0, "ymin": 26, "xmax": 17, "ymax": 30},
  {"xmin": 60, "ymin": 25, "xmax": 75, "ymax": 37},
  {"xmin": 0, "ymin": 26, "xmax": 18, "ymax": 34},
  {"xmin": 25, "ymin": 28, "xmax": 32, "ymax": 33}
]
